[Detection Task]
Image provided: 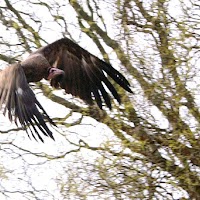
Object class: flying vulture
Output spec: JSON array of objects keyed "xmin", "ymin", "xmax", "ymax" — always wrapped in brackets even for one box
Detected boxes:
[{"xmin": 0, "ymin": 38, "xmax": 132, "ymax": 141}]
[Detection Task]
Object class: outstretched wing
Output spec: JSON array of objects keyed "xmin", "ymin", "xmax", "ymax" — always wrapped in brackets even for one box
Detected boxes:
[
  {"xmin": 35, "ymin": 38, "xmax": 132, "ymax": 109},
  {"xmin": 0, "ymin": 64, "xmax": 55, "ymax": 142}
]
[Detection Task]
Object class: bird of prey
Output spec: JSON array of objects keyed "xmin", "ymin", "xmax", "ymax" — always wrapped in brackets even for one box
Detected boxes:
[{"xmin": 0, "ymin": 38, "xmax": 132, "ymax": 141}]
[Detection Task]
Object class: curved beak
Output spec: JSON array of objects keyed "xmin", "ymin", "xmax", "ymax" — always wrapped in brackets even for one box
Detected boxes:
[{"xmin": 47, "ymin": 68, "xmax": 65, "ymax": 80}]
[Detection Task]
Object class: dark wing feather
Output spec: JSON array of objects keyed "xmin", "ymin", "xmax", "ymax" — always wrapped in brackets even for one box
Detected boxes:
[
  {"xmin": 35, "ymin": 38, "xmax": 132, "ymax": 109},
  {"xmin": 0, "ymin": 64, "xmax": 55, "ymax": 142}
]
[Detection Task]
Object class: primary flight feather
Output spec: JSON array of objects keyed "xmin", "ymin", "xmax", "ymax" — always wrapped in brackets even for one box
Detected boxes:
[{"xmin": 0, "ymin": 38, "xmax": 132, "ymax": 141}]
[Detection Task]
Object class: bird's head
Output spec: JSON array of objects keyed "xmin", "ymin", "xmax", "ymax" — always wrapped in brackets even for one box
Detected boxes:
[
  {"xmin": 46, "ymin": 67, "xmax": 65, "ymax": 80},
  {"xmin": 46, "ymin": 67, "xmax": 65, "ymax": 89}
]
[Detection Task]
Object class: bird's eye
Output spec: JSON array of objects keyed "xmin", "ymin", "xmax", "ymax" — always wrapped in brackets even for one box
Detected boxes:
[{"xmin": 48, "ymin": 68, "xmax": 55, "ymax": 74}]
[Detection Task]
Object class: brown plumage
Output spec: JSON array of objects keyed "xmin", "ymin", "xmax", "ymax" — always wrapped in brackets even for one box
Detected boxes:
[{"xmin": 0, "ymin": 38, "xmax": 132, "ymax": 141}]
